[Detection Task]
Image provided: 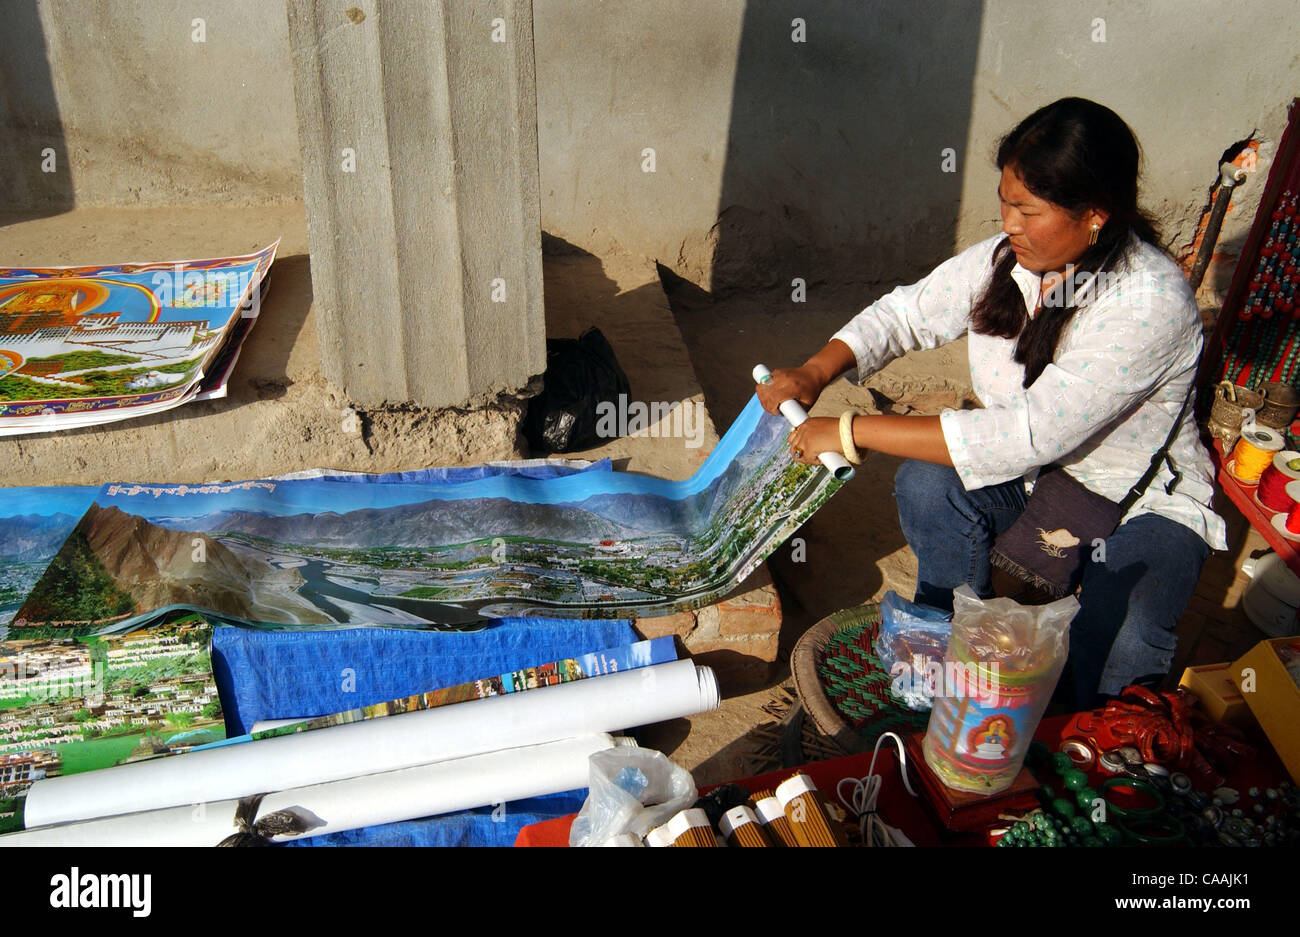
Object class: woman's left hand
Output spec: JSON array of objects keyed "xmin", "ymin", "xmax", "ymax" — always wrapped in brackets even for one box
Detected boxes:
[{"xmin": 787, "ymin": 417, "xmax": 842, "ymax": 465}]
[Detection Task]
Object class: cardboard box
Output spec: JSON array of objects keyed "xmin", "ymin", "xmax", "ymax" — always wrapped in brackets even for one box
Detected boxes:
[
  {"xmin": 1231, "ymin": 636, "xmax": 1300, "ymax": 783},
  {"xmin": 1179, "ymin": 662, "xmax": 1258, "ymax": 729}
]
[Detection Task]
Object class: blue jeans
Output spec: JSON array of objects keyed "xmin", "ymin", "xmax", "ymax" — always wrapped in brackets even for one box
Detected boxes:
[{"xmin": 893, "ymin": 459, "xmax": 1210, "ymax": 710}]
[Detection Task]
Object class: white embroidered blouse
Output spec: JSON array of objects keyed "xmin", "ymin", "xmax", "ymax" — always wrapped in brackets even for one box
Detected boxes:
[{"xmin": 831, "ymin": 233, "xmax": 1227, "ymax": 550}]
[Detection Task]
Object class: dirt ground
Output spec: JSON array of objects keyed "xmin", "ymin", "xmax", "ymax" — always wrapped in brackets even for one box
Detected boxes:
[
  {"xmin": 0, "ymin": 204, "xmax": 531, "ymax": 485},
  {"xmin": 0, "ymin": 208, "xmax": 729, "ymax": 486}
]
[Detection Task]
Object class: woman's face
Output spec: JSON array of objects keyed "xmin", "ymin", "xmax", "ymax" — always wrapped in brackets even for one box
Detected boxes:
[{"xmin": 998, "ymin": 164, "xmax": 1107, "ymax": 276}]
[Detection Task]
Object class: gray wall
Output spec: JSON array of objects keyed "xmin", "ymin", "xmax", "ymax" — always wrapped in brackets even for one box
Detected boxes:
[
  {"xmin": 537, "ymin": 0, "xmax": 984, "ymax": 292},
  {"xmin": 953, "ymin": 0, "xmax": 1296, "ymax": 297},
  {"xmin": 4, "ymin": 0, "xmax": 1297, "ymax": 297},
  {"xmin": 1, "ymin": 0, "xmax": 302, "ymax": 211},
  {"xmin": 536, "ymin": 0, "xmax": 1300, "ymax": 294}
]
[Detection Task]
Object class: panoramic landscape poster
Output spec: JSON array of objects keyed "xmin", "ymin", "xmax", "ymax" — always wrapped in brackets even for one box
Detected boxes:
[{"xmin": 1, "ymin": 395, "xmax": 844, "ymax": 633}]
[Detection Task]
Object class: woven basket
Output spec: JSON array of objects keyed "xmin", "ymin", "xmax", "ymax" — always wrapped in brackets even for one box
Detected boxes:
[{"xmin": 790, "ymin": 604, "xmax": 930, "ymax": 754}]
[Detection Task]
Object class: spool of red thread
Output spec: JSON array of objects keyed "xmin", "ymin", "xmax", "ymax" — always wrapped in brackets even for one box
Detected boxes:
[
  {"xmin": 1277, "ymin": 481, "xmax": 1300, "ymax": 536},
  {"xmin": 1258, "ymin": 468, "xmax": 1295, "ymax": 512},
  {"xmin": 1257, "ymin": 450, "xmax": 1300, "ymax": 512},
  {"xmin": 1287, "ymin": 500, "xmax": 1300, "ymax": 534}
]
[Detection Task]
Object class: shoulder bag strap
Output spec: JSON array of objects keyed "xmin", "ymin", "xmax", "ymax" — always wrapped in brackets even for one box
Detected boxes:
[{"xmin": 1117, "ymin": 384, "xmax": 1197, "ymax": 514}]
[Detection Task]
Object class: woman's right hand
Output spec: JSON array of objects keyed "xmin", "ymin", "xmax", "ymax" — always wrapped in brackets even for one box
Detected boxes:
[{"xmin": 756, "ymin": 365, "xmax": 826, "ymax": 415}]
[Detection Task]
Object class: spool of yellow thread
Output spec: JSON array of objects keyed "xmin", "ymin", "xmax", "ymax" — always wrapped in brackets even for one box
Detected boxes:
[{"xmin": 1230, "ymin": 426, "xmax": 1286, "ymax": 484}]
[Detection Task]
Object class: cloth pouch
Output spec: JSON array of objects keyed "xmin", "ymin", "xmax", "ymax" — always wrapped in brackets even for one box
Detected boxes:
[{"xmin": 989, "ymin": 466, "xmax": 1121, "ymax": 598}]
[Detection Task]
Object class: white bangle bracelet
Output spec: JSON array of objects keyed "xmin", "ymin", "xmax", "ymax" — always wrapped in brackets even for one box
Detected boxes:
[{"xmin": 839, "ymin": 410, "xmax": 863, "ymax": 465}]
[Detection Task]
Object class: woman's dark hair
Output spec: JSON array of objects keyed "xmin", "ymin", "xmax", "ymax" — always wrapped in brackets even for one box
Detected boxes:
[{"xmin": 970, "ymin": 97, "xmax": 1161, "ymax": 386}]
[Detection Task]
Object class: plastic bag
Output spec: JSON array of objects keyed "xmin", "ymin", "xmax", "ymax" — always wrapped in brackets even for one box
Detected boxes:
[
  {"xmin": 524, "ymin": 327, "xmax": 631, "ymax": 453},
  {"xmin": 569, "ymin": 746, "xmax": 696, "ymax": 847},
  {"xmin": 922, "ymin": 585, "xmax": 1076, "ymax": 795},
  {"xmin": 875, "ymin": 590, "xmax": 952, "ymax": 711},
  {"xmin": 947, "ymin": 585, "xmax": 1075, "ymax": 672}
]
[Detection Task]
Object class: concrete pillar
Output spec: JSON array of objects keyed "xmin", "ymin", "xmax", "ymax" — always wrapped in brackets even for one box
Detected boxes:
[{"xmin": 285, "ymin": 0, "xmax": 545, "ymax": 409}]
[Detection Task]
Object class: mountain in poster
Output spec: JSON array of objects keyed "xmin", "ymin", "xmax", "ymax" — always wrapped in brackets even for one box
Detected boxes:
[
  {"xmin": 0, "ymin": 513, "xmax": 84, "ymax": 562},
  {"xmin": 15, "ymin": 523, "xmax": 137, "ymax": 627},
  {"xmin": 175, "ymin": 496, "xmax": 645, "ymax": 547},
  {"xmin": 0, "ymin": 487, "xmax": 100, "ymax": 630},
  {"xmin": 17, "ymin": 505, "xmax": 272, "ymax": 627}
]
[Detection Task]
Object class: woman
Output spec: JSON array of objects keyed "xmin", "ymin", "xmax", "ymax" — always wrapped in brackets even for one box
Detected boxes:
[{"xmin": 758, "ymin": 98, "xmax": 1226, "ymax": 710}]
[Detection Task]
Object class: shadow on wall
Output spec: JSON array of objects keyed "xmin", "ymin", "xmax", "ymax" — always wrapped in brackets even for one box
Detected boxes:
[
  {"xmin": 0, "ymin": 0, "xmax": 74, "ymax": 222},
  {"xmin": 705, "ymin": 0, "xmax": 986, "ymax": 295},
  {"xmin": 541, "ymin": 233, "xmax": 707, "ymax": 419}
]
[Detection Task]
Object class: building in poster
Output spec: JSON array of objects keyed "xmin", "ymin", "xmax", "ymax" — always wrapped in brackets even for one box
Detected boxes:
[{"xmin": 0, "ymin": 617, "xmax": 224, "ymax": 834}]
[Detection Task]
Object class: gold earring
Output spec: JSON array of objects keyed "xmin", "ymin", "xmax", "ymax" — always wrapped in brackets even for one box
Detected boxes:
[{"xmin": 1088, "ymin": 222, "xmax": 1100, "ymax": 246}]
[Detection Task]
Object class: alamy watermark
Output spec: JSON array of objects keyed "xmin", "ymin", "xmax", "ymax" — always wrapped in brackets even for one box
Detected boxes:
[
  {"xmin": 889, "ymin": 655, "xmax": 999, "ymax": 704},
  {"xmin": 149, "ymin": 265, "xmax": 260, "ymax": 316},
  {"xmin": 1038, "ymin": 264, "xmax": 1162, "ymax": 310},
  {"xmin": 0, "ymin": 659, "xmax": 106, "ymax": 706},
  {"xmin": 595, "ymin": 395, "xmax": 707, "ymax": 449},
  {"xmin": 50, "ymin": 868, "xmax": 151, "ymax": 917}
]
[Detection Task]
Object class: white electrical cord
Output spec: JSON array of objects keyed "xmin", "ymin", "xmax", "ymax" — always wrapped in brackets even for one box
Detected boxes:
[{"xmin": 836, "ymin": 731, "xmax": 919, "ymax": 847}]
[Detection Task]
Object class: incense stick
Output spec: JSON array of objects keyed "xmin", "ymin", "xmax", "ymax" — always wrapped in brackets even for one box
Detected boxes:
[
  {"xmin": 666, "ymin": 808, "xmax": 721, "ymax": 847},
  {"xmin": 776, "ymin": 772, "xmax": 849, "ymax": 847},
  {"xmin": 753, "ymin": 790, "xmax": 799, "ymax": 847},
  {"xmin": 719, "ymin": 805, "xmax": 773, "ymax": 847}
]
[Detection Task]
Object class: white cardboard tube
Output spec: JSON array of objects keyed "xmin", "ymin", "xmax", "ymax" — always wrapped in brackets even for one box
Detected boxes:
[
  {"xmin": 3, "ymin": 735, "xmax": 615, "ymax": 847},
  {"xmin": 22, "ymin": 660, "xmax": 720, "ymax": 828},
  {"xmin": 752, "ymin": 364, "xmax": 855, "ymax": 481},
  {"xmin": 777, "ymin": 398, "xmax": 810, "ymax": 427}
]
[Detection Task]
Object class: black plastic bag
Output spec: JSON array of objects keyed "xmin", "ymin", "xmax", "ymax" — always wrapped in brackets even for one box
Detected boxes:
[{"xmin": 524, "ymin": 327, "xmax": 631, "ymax": 453}]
